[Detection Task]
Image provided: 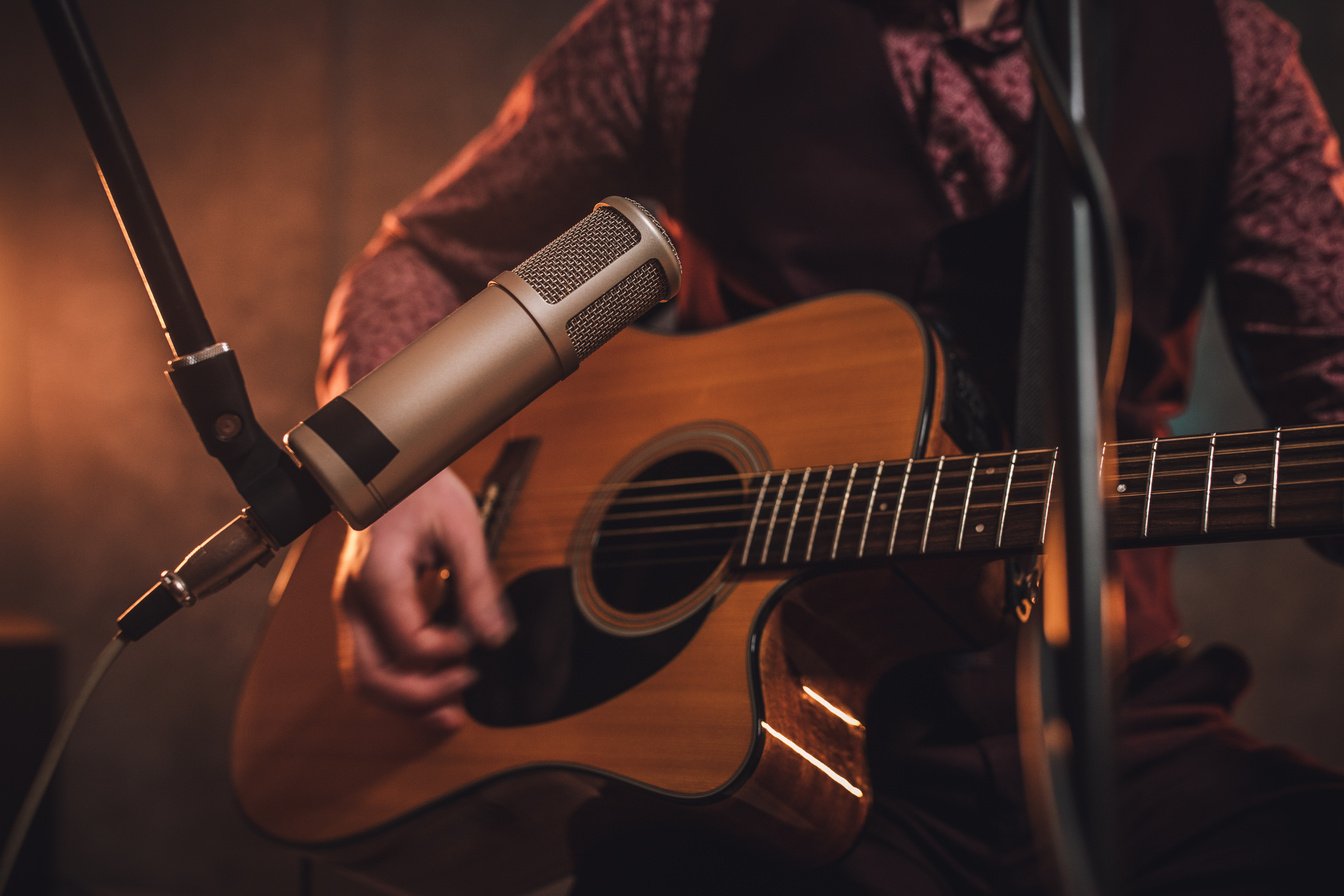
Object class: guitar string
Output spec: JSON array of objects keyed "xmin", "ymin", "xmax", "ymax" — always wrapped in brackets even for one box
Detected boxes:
[
  {"xmin": 494, "ymin": 467, "xmax": 1344, "ymax": 550},
  {"xmin": 519, "ymin": 474, "xmax": 1344, "ymax": 571},
  {"xmin": 507, "ymin": 483, "xmax": 1344, "ymax": 572},
  {"xmin": 473, "ymin": 435, "xmax": 1344, "ymax": 506},
  {"xmin": 460, "ymin": 428, "xmax": 1344, "ymax": 568},
  {"xmin": 489, "ymin": 455, "xmax": 1344, "ymax": 535},
  {"xmin": 494, "ymin": 452, "xmax": 1341, "ymax": 528},
  {"xmin": 468, "ymin": 426, "xmax": 1344, "ymax": 501},
  {"xmin": 487, "ymin": 472, "xmax": 1344, "ymax": 567},
  {"xmin": 587, "ymin": 452, "xmax": 1339, "ymax": 521},
  {"xmin": 582, "ymin": 472, "xmax": 1344, "ymax": 541},
  {"xmin": 538, "ymin": 482, "xmax": 1344, "ymax": 565}
]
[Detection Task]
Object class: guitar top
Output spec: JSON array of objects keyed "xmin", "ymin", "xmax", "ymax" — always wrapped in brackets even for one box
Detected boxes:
[{"xmin": 230, "ymin": 293, "xmax": 1344, "ymax": 896}]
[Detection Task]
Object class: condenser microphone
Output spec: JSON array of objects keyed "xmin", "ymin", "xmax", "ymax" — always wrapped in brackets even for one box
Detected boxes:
[{"xmin": 284, "ymin": 196, "xmax": 681, "ymax": 530}]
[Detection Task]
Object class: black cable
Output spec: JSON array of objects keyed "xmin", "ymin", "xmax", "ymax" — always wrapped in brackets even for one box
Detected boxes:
[{"xmin": 0, "ymin": 635, "xmax": 128, "ymax": 894}]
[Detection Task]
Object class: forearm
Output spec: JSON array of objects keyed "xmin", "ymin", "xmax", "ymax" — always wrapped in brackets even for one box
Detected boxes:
[
  {"xmin": 1217, "ymin": 0, "xmax": 1344, "ymax": 562},
  {"xmin": 317, "ymin": 237, "xmax": 466, "ymax": 401},
  {"xmin": 1217, "ymin": 0, "xmax": 1344, "ymax": 430}
]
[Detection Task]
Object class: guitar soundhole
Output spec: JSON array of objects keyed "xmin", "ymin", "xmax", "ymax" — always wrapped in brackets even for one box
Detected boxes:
[
  {"xmin": 465, "ymin": 430, "xmax": 763, "ymax": 727},
  {"xmin": 590, "ymin": 450, "xmax": 744, "ymax": 616}
]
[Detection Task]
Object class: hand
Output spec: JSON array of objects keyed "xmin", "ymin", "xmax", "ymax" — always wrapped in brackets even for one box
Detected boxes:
[{"xmin": 331, "ymin": 466, "xmax": 513, "ymax": 733}]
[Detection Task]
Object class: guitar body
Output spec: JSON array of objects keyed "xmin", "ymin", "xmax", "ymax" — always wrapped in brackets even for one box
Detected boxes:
[{"xmin": 231, "ymin": 294, "xmax": 1012, "ymax": 894}]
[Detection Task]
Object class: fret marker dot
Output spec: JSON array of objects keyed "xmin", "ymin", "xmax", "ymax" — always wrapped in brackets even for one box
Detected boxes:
[
  {"xmin": 974, "ymin": 523, "xmax": 986, "ymax": 534},
  {"xmin": 1233, "ymin": 472, "xmax": 1248, "ymax": 485},
  {"xmin": 1116, "ymin": 483, "xmax": 1127, "ymax": 493},
  {"xmin": 984, "ymin": 467, "xmax": 996, "ymax": 476},
  {"xmin": 879, "ymin": 502, "xmax": 889, "ymax": 512}
]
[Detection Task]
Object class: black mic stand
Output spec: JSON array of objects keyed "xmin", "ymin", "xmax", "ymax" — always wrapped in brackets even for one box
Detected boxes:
[
  {"xmin": 30, "ymin": 0, "xmax": 332, "ymax": 637},
  {"xmin": 1017, "ymin": 0, "xmax": 1131, "ymax": 893},
  {"xmin": 2, "ymin": 8, "xmax": 341, "ymax": 887}
]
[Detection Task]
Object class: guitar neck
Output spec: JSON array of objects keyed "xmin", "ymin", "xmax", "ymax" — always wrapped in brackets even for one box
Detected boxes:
[{"xmin": 733, "ymin": 422, "xmax": 1344, "ymax": 570}]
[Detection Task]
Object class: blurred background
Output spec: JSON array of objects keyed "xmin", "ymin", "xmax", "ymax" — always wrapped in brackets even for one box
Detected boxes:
[{"xmin": 0, "ymin": 1, "xmax": 1340, "ymax": 893}]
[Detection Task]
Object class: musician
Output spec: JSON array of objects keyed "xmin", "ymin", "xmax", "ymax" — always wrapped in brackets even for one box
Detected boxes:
[{"xmin": 316, "ymin": 0, "xmax": 1344, "ymax": 891}]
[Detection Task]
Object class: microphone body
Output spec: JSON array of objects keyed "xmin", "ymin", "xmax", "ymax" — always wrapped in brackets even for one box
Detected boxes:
[{"xmin": 284, "ymin": 196, "xmax": 681, "ymax": 529}]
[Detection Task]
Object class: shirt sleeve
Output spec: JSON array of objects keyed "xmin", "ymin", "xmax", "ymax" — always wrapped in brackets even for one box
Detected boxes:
[
  {"xmin": 1216, "ymin": 0, "xmax": 1344, "ymax": 563},
  {"xmin": 316, "ymin": 0, "xmax": 677, "ymax": 400},
  {"xmin": 1216, "ymin": 0, "xmax": 1344, "ymax": 429}
]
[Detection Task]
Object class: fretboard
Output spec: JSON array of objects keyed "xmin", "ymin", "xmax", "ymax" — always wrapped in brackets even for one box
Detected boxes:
[{"xmin": 733, "ymin": 422, "xmax": 1344, "ymax": 571}]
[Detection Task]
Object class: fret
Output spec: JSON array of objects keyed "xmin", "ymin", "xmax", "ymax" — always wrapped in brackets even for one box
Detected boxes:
[
  {"xmin": 781, "ymin": 467, "xmax": 812, "ymax": 564},
  {"xmin": 997, "ymin": 450, "xmax": 1018, "ymax": 548},
  {"xmin": 1202, "ymin": 434, "xmax": 1216, "ymax": 534},
  {"xmin": 1098, "ymin": 442, "xmax": 1108, "ymax": 490},
  {"xmin": 805, "ymin": 465, "xmax": 834, "ymax": 562},
  {"xmin": 1109, "ymin": 424, "xmax": 1344, "ymax": 546},
  {"xmin": 740, "ymin": 421, "xmax": 1344, "ymax": 570},
  {"xmin": 1103, "ymin": 441, "xmax": 1139, "ymax": 535},
  {"xmin": 759, "ymin": 470, "xmax": 791, "ymax": 564},
  {"xmin": 1203, "ymin": 431, "xmax": 1261, "ymax": 541},
  {"xmin": 1142, "ymin": 436, "xmax": 1159, "ymax": 539},
  {"xmin": 740, "ymin": 472, "xmax": 771, "ymax": 566},
  {"xmin": 1040, "ymin": 450, "xmax": 1058, "ymax": 546},
  {"xmin": 858, "ymin": 461, "xmax": 885, "ymax": 558},
  {"xmin": 888, "ymin": 458, "xmax": 915, "ymax": 555},
  {"xmin": 956, "ymin": 454, "xmax": 980, "ymax": 551},
  {"xmin": 1270, "ymin": 423, "xmax": 1344, "ymax": 533},
  {"xmin": 958, "ymin": 455, "xmax": 1008, "ymax": 551},
  {"xmin": 920, "ymin": 456, "xmax": 946, "ymax": 554},
  {"xmin": 831, "ymin": 463, "xmax": 859, "ymax": 560},
  {"xmin": 911, "ymin": 456, "xmax": 979, "ymax": 553},
  {"xmin": 1270, "ymin": 426, "xmax": 1281, "ymax": 529},
  {"xmin": 1163, "ymin": 428, "xmax": 1272, "ymax": 546},
  {"xmin": 1140, "ymin": 435, "xmax": 1216, "ymax": 543},
  {"xmin": 975, "ymin": 449, "xmax": 1053, "ymax": 553},
  {"xmin": 826, "ymin": 463, "xmax": 884, "ymax": 559}
]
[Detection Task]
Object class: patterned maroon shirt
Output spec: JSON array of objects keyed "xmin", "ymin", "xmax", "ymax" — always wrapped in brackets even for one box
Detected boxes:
[
  {"xmin": 318, "ymin": 0, "xmax": 1344, "ymax": 657},
  {"xmin": 321, "ymin": 0, "xmax": 1344, "ymax": 416}
]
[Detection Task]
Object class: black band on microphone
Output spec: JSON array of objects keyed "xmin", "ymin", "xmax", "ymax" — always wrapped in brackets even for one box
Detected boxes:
[{"xmin": 302, "ymin": 396, "xmax": 399, "ymax": 484}]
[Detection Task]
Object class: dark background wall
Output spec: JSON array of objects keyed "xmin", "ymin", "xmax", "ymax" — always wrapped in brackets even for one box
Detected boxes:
[{"xmin": 0, "ymin": 2, "xmax": 1339, "ymax": 893}]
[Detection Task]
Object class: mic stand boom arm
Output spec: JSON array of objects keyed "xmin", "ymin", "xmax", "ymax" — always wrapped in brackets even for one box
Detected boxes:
[{"xmin": 30, "ymin": 0, "xmax": 332, "ymax": 561}]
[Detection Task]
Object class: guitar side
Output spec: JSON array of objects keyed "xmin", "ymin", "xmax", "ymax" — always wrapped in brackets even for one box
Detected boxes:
[{"xmin": 231, "ymin": 293, "xmax": 1003, "ymax": 894}]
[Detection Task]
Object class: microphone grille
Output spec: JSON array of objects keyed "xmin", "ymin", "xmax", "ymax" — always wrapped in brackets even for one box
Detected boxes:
[
  {"xmin": 514, "ymin": 206, "xmax": 641, "ymax": 305},
  {"xmin": 565, "ymin": 259, "xmax": 670, "ymax": 360}
]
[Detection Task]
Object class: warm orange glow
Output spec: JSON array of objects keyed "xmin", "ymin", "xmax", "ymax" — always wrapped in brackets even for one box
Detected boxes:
[{"xmin": 1325, "ymin": 135, "xmax": 1344, "ymax": 206}]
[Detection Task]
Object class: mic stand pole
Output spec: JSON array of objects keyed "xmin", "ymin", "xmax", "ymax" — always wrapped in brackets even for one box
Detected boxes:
[
  {"xmin": 1018, "ymin": 0, "xmax": 1129, "ymax": 892},
  {"xmin": 31, "ymin": 0, "xmax": 331, "ymax": 542},
  {"xmin": 30, "ymin": 0, "xmax": 331, "ymax": 635}
]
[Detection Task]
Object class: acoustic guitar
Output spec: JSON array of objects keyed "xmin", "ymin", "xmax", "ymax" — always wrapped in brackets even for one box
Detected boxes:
[{"xmin": 231, "ymin": 293, "xmax": 1344, "ymax": 896}]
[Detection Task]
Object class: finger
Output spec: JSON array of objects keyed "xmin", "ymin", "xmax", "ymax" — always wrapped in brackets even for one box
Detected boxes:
[
  {"xmin": 433, "ymin": 474, "xmax": 513, "ymax": 647},
  {"xmin": 339, "ymin": 530, "xmax": 472, "ymax": 668},
  {"xmin": 343, "ymin": 615, "xmax": 480, "ymax": 715},
  {"xmin": 418, "ymin": 702, "xmax": 469, "ymax": 735}
]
